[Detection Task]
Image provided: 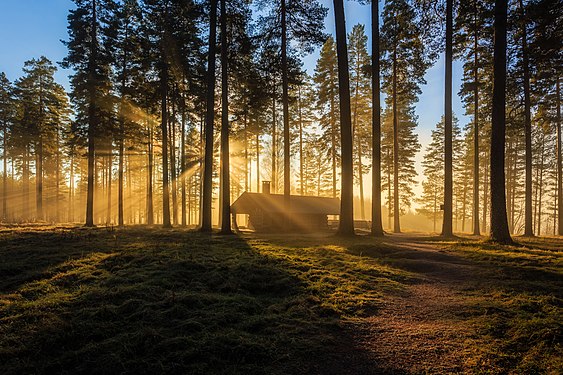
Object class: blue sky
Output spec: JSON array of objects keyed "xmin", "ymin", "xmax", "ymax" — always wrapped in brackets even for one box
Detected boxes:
[{"xmin": 0, "ymin": 0, "xmax": 469, "ymax": 203}]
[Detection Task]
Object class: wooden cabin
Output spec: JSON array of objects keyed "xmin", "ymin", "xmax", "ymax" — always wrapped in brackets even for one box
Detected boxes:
[{"xmin": 231, "ymin": 182, "xmax": 340, "ymax": 232}]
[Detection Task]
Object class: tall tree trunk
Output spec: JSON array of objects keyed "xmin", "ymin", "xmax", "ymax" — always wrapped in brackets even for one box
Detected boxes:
[
  {"xmin": 333, "ymin": 0, "xmax": 354, "ymax": 236},
  {"xmin": 489, "ymin": 0, "xmax": 512, "ymax": 243},
  {"xmin": 2, "ymin": 121, "xmax": 6, "ymax": 221},
  {"xmin": 281, "ymin": 0, "xmax": 291, "ymax": 225},
  {"xmin": 256, "ymin": 130, "xmax": 260, "ymax": 191},
  {"xmin": 482, "ymin": 148, "xmax": 489, "ymax": 232},
  {"xmin": 161, "ymin": 67, "xmax": 171, "ymax": 228},
  {"xmin": 371, "ymin": 0, "xmax": 384, "ymax": 236},
  {"xmin": 219, "ymin": 0, "xmax": 231, "ymax": 235},
  {"xmin": 201, "ymin": 0, "xmax": 217, "ymax": 232},
  {"xmin": 181, "ymin": 90, "xmax": 187, "ymax": 227},
  {"xmin": 537, "ymin": 132, "xmax": 545, "ymax": 235},
  {"xmin": 85, "ymin": 0, "xmax": 97, "ymax": 227},
  {"xmin": 244, "ymin": 113, "xmax": 249, "ymax": 192},
  {"xmin": 472, "ymin": 10, "xmax": 481, "ymax": 235},
  {"xmin": 331, "ymin": 93, "xmax": 337, "ymax": 198},
  {"xmin": 271, "ymin": 87, "xmax": 276, "ymax": 193},
  {"xmin": 351, "ymin": 59, "xmax": 364, "ymax": 220},
  {"xmin": 299, "ymin": 85, "xmax": 304, "ymax": 195},
  {"xmin": 557, "ymin": 77, "xmax": 562, "ymax": 235},
  {"xmin": 147, "ymin": 119, "xmax": 154, "ymax": 225},
  {"xmin": 55, "ymin": 126, "xmax": 60, "ymax": 222},
  {"xmin": 23, "ymin": 147, "xmax": 29, "ymax": 219},
  {"xmin": 392, "ymin": 42, "xmax": 400, "ymax": 233},
  {"xmin": 519, "ymin": 0, "xmax": 534, "ymax": 236},
  {"xmin": 69, "ymin": 155, "xmax": 74, "ymax": 222},
  {"xmin": 170, "ymin": 94, "xmax": 178, "ymax": 226},
  {"xmin": 442, "ymin": 0, "xmax": 454, "ymax": 237},
  {"xmin": 36, "ymin": 137, "xmax": 43, "ymax": 221},
  {"xmin": 107, "ymin": 146, "xmax": 112, "ymax": 224}
]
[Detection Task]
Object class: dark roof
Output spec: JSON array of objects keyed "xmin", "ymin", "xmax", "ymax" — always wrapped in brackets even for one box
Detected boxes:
[{"xmin": 231, "ymin": 192, "xmax": 340, "ymax": 215}]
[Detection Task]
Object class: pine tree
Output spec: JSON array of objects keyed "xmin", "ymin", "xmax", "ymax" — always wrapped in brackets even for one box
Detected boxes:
[
  {"xmin": 314, "ymin": 37, "xmax": 340, "ymax": 198},
  {"xmin": 0, "ymin": 73, "xmax": 13, "ymax": 221},
  {"xmin": 333, "ymin": 0, "xmax": 355, "ymax": 236},
  {"xmin": 489, "ymin": 0, "xmax": 512, "ymax": 243},
  {"xmin": 63, "ymin": 0, "xmax": 113, "ymax": 227},
  {"xmin": 201, "ymin": 0, "xmax": 218, "ymax": 232},
  {"xmin": 348, "ymin": 24, "xmax": 372, "ymax": 221},
  {"xmin": 370, "ymin": 0, "xmax": 384, "ymax": 236},
  {"xmin": 381, "ymin": 0, "xmax": 435, "ymax": 232},
  {"xmin": 418, "ymin": 115, "xmax": 462, "ymax": 232}
]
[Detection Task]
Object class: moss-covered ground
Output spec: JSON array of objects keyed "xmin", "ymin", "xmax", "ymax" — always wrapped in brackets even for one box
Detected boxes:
[{"xmin": 0, "ymin": 226, "xmax": 560, "ymax": 374}]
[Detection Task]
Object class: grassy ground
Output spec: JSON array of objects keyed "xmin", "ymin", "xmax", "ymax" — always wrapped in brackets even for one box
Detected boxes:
[{"xmin": 0, "ymin": 226, "xmax": 561, "ymax": 374}]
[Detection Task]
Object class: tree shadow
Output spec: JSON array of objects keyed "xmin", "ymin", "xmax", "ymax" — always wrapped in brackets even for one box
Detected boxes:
[{"xmin": 0, "ymin": 228, "xmax": 386, "ymax": 375}]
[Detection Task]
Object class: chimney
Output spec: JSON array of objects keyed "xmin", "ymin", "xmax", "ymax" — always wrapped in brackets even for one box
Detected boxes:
[{"xmin": 262, "ymin": 181, "xmax": 271, "ymax": 194}]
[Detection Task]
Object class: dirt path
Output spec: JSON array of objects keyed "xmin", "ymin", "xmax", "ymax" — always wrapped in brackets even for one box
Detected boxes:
[{"xmin": 347, "ymin": 235, "xmax": 483, "ymax": 374}]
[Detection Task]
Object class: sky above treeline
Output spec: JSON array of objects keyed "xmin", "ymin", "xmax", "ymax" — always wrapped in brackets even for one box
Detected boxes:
[{"xmin": 0, "ymin": 0, "xmax": 470, "ymax": 201}]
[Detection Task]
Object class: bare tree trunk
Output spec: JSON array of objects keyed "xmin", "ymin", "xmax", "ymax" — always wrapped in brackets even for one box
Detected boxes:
[
  {"xmin": 256, "ymin": 130, "xmax": 260, "ymax": 191},
  {"xmin": 537, "ymin": 132, "xmax": 545, "ymax": 235},
  {"xmin": 69, "ymin": 155, "xmax": 74, "ymax": 222},
  {"xmin": 331, "ymin": 94, "xmax": 337, "ymax": 198},
  {"xmin": 107, "ymin": 145, "xmax": 112, "ymax": 224},
  {"xmin": 482, "ymin": 148, "xmax": 489, "ymax": 232},
  {"xmin": 201, "ymin": 0, "xmax": 217, "ymax": 232},
  {"xmin": 442, "ymin": 0, "xmax": 454, "ymax": 237},
  {"xmin": 371, "ymin": 0, "xmax": 384, "ymax": 236},
  {"xmin": 170, "ymin": 94, "xmax": 178, "ymax": 226},
  {"xmin": 519, "ymin": 0, "xmax": 534, "ymax": 236},
  {"xmin": 334, "ymin": 0, "xmax": 355, "ymax": 236},
  {"xmin": 161, "ymin": 67, "xmax": 171, "ymax": 228},
  {"xmin": 181, "ymin": 90, "xmax": 187, "ymax": 227},
  {"xmin": 557, "ymin": 77, "xmax": 562, "ymax": 235},
  {"xmin": 489, "ymin": 0, "xmax": 512, "ymax": 243},
  {"xmin": 55, "ymin": 127, "xmax": 60, "ymax": 222},
  {"xmin": 271, "ymin": 88, "xmax": 276, "ymax": 193},
  {"xmin": 85, "ymin": 0, "xmax": 97, "ymax": 227},
  {"xmin": 147, "ymin": 119, "xmax": 154, "ymax": 225},
  {"xmin": 219, "ymin": 0, "xmax": 231, "ymax": 235},
  {"xmin": 36, "ymin": 137, "xmax": 43, "ymax": 221},
  {"xmin": 2, "ymin": 121, "xmax": 6, "ymax": 221},
  {"xmin": 299, "ymin": 85, "xmax": 304, "ymax": 195},
  {"xmin": 472, "ymin": 13, "xmax": 481, "ymax": 235},
  {"xmin": 351, "ymin": 59, "xmax": 364, "ymax": 220},
  {"xmin": 281, "ymin": 0, "xmax": 291, "ymax": 224},
  {"xmin": 392, "ymin": 42, "xmax": 400, "ymax": 233}
]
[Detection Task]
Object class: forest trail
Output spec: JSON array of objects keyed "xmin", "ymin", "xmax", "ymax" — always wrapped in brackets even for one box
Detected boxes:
[{"xmin": 342, "ymin": 234, "xmax": 485, "ymax": 374}]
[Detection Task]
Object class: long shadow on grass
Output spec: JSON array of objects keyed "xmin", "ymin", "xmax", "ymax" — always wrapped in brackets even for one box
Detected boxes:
[
  {"xmin": 0, "ymin": 229, "xmax": 381, "ymax": 375},
  {"xmin": 0, "ymin": 227, "xmax": 120, "ymax": 294}
]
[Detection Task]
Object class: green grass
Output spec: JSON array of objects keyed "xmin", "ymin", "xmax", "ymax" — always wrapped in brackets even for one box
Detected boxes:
[
  {"xmin": 443, "ymin": 237, "xmax": 562, "ymax": 374},
  {"xmin": 0, "ymin": 227, "xmax": 561, "ymax": 374},
  {"xmin": 0, "ymin": 227, "xmax": 410, "ymax": 374}
]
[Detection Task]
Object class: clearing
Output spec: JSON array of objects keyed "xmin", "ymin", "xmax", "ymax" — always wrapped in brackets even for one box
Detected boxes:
[{"xmin": 0, "ymin": 226, "xmax": 561, "ymax": 374}]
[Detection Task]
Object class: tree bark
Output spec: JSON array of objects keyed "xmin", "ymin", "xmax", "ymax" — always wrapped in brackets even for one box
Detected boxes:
[
  {"xmin": 85, "ymin": 0, "xmax": 97, "ymax": 227},
  {"xmin": 282, "ymin": 0, "xmax": 291, "ymax": 226},
  {"xmin": 489, "ymin": 0, "xmax": 512, "ymax": 243},
  {"xmin": 472, "ymin": 5, "xmax": 480, "ymax": 235},
  {"xmin": 442, "ymin": 0, "xmax": 454, "ymax": 237},
  {"xmin": 181, "ymin": 89, "xmax": 187, "ymax": 227},
  {"xmin": 201, "ymin": 0, "xmax": 217, "ymax": 232},
  {"xmin": 392, "ymin": 41, "xmax": 400, "ymax": 233},
  {"xmin": 371, "ymin": 0, "xmax": 384, "ymax": 236},
  {"xmin": 557, "ymin": 77, "xmax": 562, "ymax": 235},
  {"xmin": 219, "ymin": 0, "xmax": 231, "ymax": 235},
  {"xmin": 161, "ymin": 66, "xmax": 171, "ymax": 228},
  {"xmin": 520, "ymin": 0, "xmax": 534, "ymax": 236},
  {"xmin": 333, "ymin": 0, "xmax": 355, "ymax": 236},
  {"xmin": 147, "ymin": 118, "xmax": 154, "ymax": 225}
]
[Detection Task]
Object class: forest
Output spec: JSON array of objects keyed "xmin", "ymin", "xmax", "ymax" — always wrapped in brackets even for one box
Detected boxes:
[{"xmin": 0, "ymin": 0, "xmax": 561, "ymax": 374}]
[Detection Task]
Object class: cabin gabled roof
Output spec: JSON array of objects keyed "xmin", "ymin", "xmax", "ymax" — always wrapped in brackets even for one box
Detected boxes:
[{"xmin": 231, "ymin": 192, "xmax": 340, "ymax": 215}]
